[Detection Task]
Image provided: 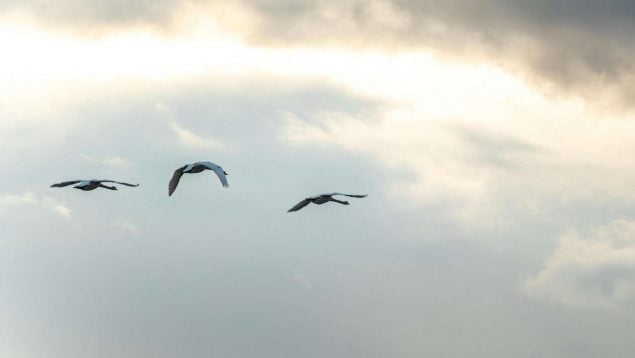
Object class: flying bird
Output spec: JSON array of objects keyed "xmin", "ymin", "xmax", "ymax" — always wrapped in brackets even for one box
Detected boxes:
[
  {"xmin": 51, "ymin": 180, "xmax": 139, "ymax": 191},
  {"xmin": 287, "ymin": 193, "xmax": 367, "ymax": 212},
  {"xmin": 169, "ymin": 161, "xmax": 229, "ymax": 196}
]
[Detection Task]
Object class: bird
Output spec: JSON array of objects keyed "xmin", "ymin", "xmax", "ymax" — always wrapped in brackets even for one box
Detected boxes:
[
  {"xmin": 169, "ymin": 161, "xmax": 229, "ymax": 196},
  {"xmin": 287, "ymin": 193, "xmax": 367, "ymax": 212},
  {"xmin": 51, "ymin": 180, "xmax": 139, "ymax": 191}
]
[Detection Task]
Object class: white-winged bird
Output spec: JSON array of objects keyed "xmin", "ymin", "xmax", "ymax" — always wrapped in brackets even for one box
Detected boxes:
[{"xmin": 169, "ymin": 161, "xmax": 228, "ymax": 196}]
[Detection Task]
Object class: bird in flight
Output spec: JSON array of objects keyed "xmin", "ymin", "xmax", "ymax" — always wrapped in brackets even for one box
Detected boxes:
[
  {"xmin": 51, "ymin": 180, "xmax": 139, "ymax": 191},
  {"xmin": 169, "ymin": 161, "xmax": 229, "ymax": 196},
  {"xmin": 287, "ymin": 193, "xmax": 367, "ymax": 212}
]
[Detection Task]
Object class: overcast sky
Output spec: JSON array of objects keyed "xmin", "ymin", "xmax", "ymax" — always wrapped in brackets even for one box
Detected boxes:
[{"xmin": 2, "ymin": 1, "xmax": 635, "ymax": 357}]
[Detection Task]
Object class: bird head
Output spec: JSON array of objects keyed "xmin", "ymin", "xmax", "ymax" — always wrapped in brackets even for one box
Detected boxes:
[
  {"xmin": 343, "ymin": 201, "xmax": 350, "ymax": 205},
  {"xmin": 224, "ymin": 171, "xmax": 228, "ymax": 175}
]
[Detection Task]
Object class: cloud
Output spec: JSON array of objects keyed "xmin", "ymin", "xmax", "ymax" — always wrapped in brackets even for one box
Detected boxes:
[
  {"xmin": 169, "ymin": 120, "xmax": 223, "ymax": 150},
  {"xmin": 280, "ymin": 103, "xmax": 635, "ymax": 231},
  {"xmin": 281, "ymin": 111, "xmax": 525, "ymax": 229},
  {"xmin": 4, "ymin": 64, "xmax": 635, "ymax": 357},
  {"xmin": 0, "ymin": 192, "xmax": 71, "ymax": 218},
  {"xmin": 523, "ymin": 220, "xmax": 635, "ymax": 308},
  {"xmin": 46, "ymin": 199, "xmax": 72, "ymax": 218},
  {"xmin": 4, "ymin": 1, "xmax": 635, "ymax": 109},
  {"xmin": 0, "ymin": 0, "xmax": 182, "ymax": 33},
  {"xmin": 235, "ymin": 0, "xmax": 635, "ymax": 105},
  {"xmin": 0, "ymin": 192, "xmax": 37, "ymax": 206},
  {"xmin": 82, "ymin": 154, "xmax": 132, "ymax": 168},
  {"xmin": 110, "ymin": 219, "xmax": 141, "ymax": 235}
]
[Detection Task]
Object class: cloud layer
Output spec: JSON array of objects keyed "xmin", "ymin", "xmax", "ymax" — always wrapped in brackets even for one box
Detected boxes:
[
  {"xmin": 2, "ymin": 73, "xmax": 635, "ymax": 356},
  {"xmin": 3, "ymin": 1, "xmax": 635, "ymax": 104},
  {"xmin": 525, "ymin": 220, "xmax": 635, "ymax": 308}
]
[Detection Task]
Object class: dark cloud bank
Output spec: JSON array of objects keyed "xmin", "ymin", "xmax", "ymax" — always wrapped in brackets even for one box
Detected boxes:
[{"xmin": 3, "ymin": 0, "xmax": 635, "ymax": 106}]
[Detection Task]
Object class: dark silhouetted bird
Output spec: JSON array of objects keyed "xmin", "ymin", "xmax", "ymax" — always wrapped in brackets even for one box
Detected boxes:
[
  {"xmin": 51, "ymin": 180, "xmax": 139, "ymax": 191},
  {"xmin": 287, "ymin": 193, "xmax": 367, "ymax": 212}
]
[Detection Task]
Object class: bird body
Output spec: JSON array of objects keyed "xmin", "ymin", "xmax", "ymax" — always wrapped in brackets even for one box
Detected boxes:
[
  {"xmin": 169, "ymin": 161, "xmax": 229, "ymax": 196},
  {"xmin": 51, "ymin": 180, "xmax": 139, "ymax": 191},
  {"xmin": 287, "ymin": 193, "xmax": 367, "ymax": 212}
]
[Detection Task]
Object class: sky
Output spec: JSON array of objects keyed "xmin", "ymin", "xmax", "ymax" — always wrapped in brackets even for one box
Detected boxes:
[{"xmin": 2, "ymin": 1, "xmax": 635, "ymax": 357}]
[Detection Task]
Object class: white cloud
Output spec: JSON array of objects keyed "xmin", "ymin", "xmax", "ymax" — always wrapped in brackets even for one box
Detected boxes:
[
  {"xmin": 523, "ymin": 220, "xmax": 635, "ymax": 308},
  {"xmin": 279, "ymin": 93, "xmax": 635, "ymax": 230},
  {"xmin": 52, "ymin": 204, "xmax": 71, "ymax": 218},
  {"xmin": 45, "ymin": 199, "xmax": 72, "ymax": 218},
  {"xmin": 154, "ymin": 101, "xmax": 172, "ymax": 116},
  {"xmin": 0, "ymin": 192, "xmax": 71, "ymax": 218},
  {"xmin": 170, "ymin": 120, "xmax": 223, "ymax": 150},
  {"xmin": 110, "ymin": 219, "xmax": 141, "ymax": 235},
  {"xmin": 281, "ymin": 110, "xmax": 532, "ymax": 229},
  {"xmin": 0, "ymin": 192, "xmax": 37, "ymax": 206},
  {"xmin": 82, "ymin": 154, "xmax": 132, "ymax": 168}
]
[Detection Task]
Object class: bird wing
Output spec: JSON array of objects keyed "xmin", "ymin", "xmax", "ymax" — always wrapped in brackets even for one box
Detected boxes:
[
  {"xmin": 199, "ymin": 161, "xmax": 220, "ymax": 170},
  {"xmin": 168, "ymin": 165, "xmax": 187, "ymax": 196},
  {"xmin": 329, "ymin": 193, "xmax": 368, "ymax": 198},
  {"xmin": 99, "ymin": 180, "xmax": 139, "ymax": 187},
  {"xmin": 51, "ymin": 180, "xmax": 82, "ymax": 188},
  {"xmin": 287, "ymin": 199, "xmax": 311, "ymax": 212},
  {"xmin": 202, "ymin": 162, "xmax": 229, "ymax": 188},
  {"xmin": 212, "ymin": 168, "xmax": 229, "ymax": 188}
]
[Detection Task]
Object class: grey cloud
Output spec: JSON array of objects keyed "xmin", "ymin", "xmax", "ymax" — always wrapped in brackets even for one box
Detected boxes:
[
  {"xmin": 0, "ymin": 0, "xmax": 182, "ymax": 31},
  {"xmin": 453, "ymin": 126, "xmax": 544, "ymax": 170},
  {"xmin": 524, "ymin": 220, "xmax": 635, "ymax": 308},
  {"xmin": 241, "ymin": 0, "xmax": 635, "ymax": 103},
  {"xmin": 4, "ymin": 1, "xmax": 635, "ymax": 104},
  {"xmin": 5, "ymin": 75, "xmax": 635, "ymax": 356},
  {"xmin": 0, "ymin": 78, "xmax": 425, "ymax": 357}
]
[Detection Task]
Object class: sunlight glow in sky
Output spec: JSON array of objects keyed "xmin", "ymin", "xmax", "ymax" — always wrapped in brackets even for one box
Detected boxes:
[{"xmin": 1, "ymin": 20, "xmax": 546, "ymax": 123}]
